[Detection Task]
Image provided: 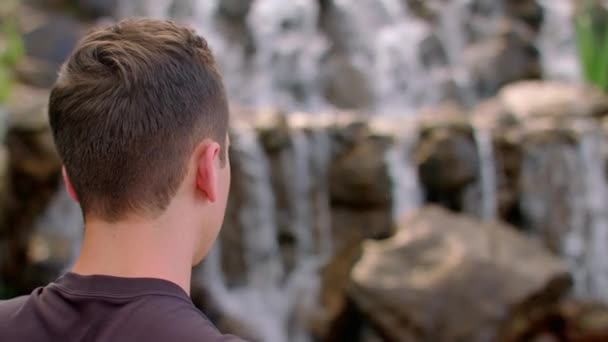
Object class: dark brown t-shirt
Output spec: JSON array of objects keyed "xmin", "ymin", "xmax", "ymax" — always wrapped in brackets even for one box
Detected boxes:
[{"xmin": 0, "ymin": 273, "xmax": 245, "ymax": 341}]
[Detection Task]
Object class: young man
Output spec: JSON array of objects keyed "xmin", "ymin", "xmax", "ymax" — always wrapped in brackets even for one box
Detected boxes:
[{"xmin": 0, "ymin": 18, "xmax": 244, "ymax": 341}]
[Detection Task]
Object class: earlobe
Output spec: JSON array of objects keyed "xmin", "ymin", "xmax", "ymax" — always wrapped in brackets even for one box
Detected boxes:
[{"xmin": 62, "ymin": 167, "xmax": 79, "ymax": 203}]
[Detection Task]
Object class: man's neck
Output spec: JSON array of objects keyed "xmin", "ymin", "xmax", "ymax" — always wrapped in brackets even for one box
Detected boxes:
[{"xmin": 71, "ymin": 218, "xmax": 195, "ymax": 294}]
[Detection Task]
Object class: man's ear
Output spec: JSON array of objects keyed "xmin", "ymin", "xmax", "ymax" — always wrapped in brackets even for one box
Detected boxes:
[
  {"xmin": 195, "ymin": 140, "xmax": 221, "ymax": 203},
  {"xmin": 62, "ymin": 167, "xmax": 79, "ymax": 203}
]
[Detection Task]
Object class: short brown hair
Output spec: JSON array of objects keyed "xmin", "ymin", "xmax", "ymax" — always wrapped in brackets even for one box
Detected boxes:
[{"xmin": 49, "ymin": 18, "xmax": 229, "ymax": 221}]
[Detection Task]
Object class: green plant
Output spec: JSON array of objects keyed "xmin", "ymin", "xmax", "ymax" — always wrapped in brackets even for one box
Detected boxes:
[
  {"xmin": 576, "ymin": 1, "xmax": 608, "ymax": 91},
  {"xmin": 0, "ymin": 19, "xmax": 23, "ymax": 103}
]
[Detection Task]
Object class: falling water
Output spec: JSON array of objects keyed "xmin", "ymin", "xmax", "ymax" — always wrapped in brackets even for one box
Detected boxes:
[
  {"xmin": 247, "ymin": 0, "xmax": 327, "ymax": 110},
  {"xmin": 30, "ymin": 184, "xmax": 82, "ymax": 272},
  {"xmin": 305, "ymin": 115, "xmax": 333, "ymax": 258},
  {"xmin": 281, "ymin": 127, "xmax": 314, "ymax": 257},
  {"xmin": 380, "ymin": 117, "xmax": 423, "ymax": 219},
  {"xmin": 192, "ymin": 118, "xmax": 338, "ymax": 342},
  {"xmin": 62, "ymin": 0, "xmax": 606, "ymax": 334},
  {"xmin": 232, "ymin": 124, "xmax": 284, "ymax": 290},
  {"xmin": 537, "ymin": 0, "xmax": 581, "ymax": 81},
  {"xmin": 436, "ymin": 0, "xmax": 500, "ymax": 220},
  {"xmin": 571, "ymin": 128, "xmax": 608, "ymax": 300},
  {"xmin": 197, "ymin": 122, "xmax": 287, "ymax": 341},
  {"xmin": 471, "ymin": 127, "xmax": 497, "ymax": 220},
  {"xmin": 518, "ymin": 123, "xmax": 608, "ymax": 302}
]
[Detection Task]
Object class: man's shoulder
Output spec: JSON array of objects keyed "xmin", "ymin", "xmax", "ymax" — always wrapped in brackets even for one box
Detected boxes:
[
  {"xmin": 128, "ymin": 296, "xmax": 245, "ymax": 341},
  {"xmin": 0, "ymin": 294, "xmax": 29, "ymax": 315}
]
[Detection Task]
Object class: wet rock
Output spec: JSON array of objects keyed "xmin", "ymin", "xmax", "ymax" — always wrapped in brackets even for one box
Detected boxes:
[
  {"xmin": 329, "ymin": 121, "xmax": 393, "ymax": 208},
  {"xmin": 402, "ymin": 0, "xmax": 440, "ymax": 21},
  {"xmin": 256, "ymin": 110, "xmax": 290, "ymax": 154},
  {"xmin": 466, "ymin": 21, "xmax": 541, "ymax": 98},
  {"xmin": 73, "ymin": 0, "xmax": 116, "ymax": 18},
  {"xmin": 217, "ymin": 0, "xmax": 254, "ymax": 21},
  {"xmin": 321, "ymin": 53, "xmax": 373, "ymax": 110},
  {"xmin": 505, "ymin": 0, "xmax": 544, "ymax": 32},
  {"xmin": 349, "ymin": 206, "xmax": 571, "ymax": 342},
  {"xmin": 315, "ymin": 207, "xmax": 393, "ymax": 340},
  {"xmin": 416, "ymin": 107, "xmax": 479, "ymax": 211},
  {"xmin": 501, "ymin": 300, "xmax": 608, "ymax": 341},
  {"xmin": 472, "ymin": 99, "xmax": 523, "ymax": 225},
  {"xmin": 5, "ymin": 84, "xmax": 59, "ymax": 182}
]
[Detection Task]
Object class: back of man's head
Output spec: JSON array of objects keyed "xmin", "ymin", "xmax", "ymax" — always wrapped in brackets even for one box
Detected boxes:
[{"xmin": 49, "ymin": 18, "xmax": 229, "ymax": 222}]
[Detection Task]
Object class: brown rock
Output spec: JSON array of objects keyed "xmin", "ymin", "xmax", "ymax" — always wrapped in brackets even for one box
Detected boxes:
[
  {"xmin": 349, "ymin": 206, "xmax": 571, "ymax": 342},
  {"xmin": 466, "ymin": 21, "xmax": 541, "ymax": 98},
  {"xmin": 415, "ymin": 112, "xmax": 479, "ymax": 211},
  {"xmin": 6, "ymin": 84, "xmax": 50, "ymax": 132},
  {"xmin": 498, "ymin": 81, "xmax": 608, "ymax": 122},
  {"xmin": 15, "ymin": 57, "xmax": 58, "ymax": 88},
  {"xmin": 329, "ymin": 121, "xmax": 393, "ymax": 208},
  {"xmin": 315, "ymin": 207, "xmax": 393, "ymax": 340},
  {"xmin": 505, "ymin": 0, "xmax": 544, "ymax": 31}
]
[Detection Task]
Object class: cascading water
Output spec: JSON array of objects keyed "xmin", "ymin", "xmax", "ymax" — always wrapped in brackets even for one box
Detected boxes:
[
  {"xmin": 197, "ymin": 122, "xmax": 287, "ymax": 341},
  {"xmin": 380, "ymin": 117, "xmax": 423, "ymax": 219},
  {"xmin": 537, "ymin": 0, "xmax": 581, "ymax": 82},
  {"xmin": 31, "ymin": 0, "xmax": 608, "ymax": 340},
  {"xmin": 192, "ymin": 117, "xmax": 337, "ymax": 341},
  {"xmin": 471, "ymin": 127, "xmax": 497, "ymax": 220},
  {"xmin": 30, "ymin": 184, "xmax": 83, "ymax": 272},
  {"xmin": 519, "ymin": 121, "xmax": 608, "ymax": 302},
  {"xmin": 436, "ymin": 0, "xmax": 500, "ymax": 220},
  {"xmin": 572, "ymin": 127, "xmax": 608, "ymax": 300}
]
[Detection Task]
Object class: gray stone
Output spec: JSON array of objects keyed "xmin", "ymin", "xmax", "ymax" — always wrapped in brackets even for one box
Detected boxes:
[
  {"xmin": 217, "ymin": 0, "xmax": 253, "ymax": 21},
  {"xmin": 321, "ymin": 53, "xmax": 373, "ymax": 110}
]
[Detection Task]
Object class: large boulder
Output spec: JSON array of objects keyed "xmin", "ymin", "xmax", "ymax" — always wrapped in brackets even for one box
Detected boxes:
[{"xmin": 349, "ymin": 206, "xmax": 571, "ymax": 342}]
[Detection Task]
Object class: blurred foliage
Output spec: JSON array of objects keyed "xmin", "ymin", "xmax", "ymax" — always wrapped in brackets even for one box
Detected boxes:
[
  {"xmin": 0, "ymin": 19, "xmax": 24, "ymax": 104},
  {"xmin": 576, "ymin": 0, "xmax": 608, "ymax": 92}
]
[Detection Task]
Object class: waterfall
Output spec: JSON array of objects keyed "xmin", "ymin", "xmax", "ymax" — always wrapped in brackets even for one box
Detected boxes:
[
  {"xmin": 572, "ymin": 128, "xmax": 608, "ymax": 300},
  {"xmin": 196, "ymin": 122, "xmax": 287, "ymax": 341},
  {"xmin": 519, "ymin": 123, "xmax": 608, "ymax": 303},
  {"xmin": 30, "ymin": 184, "xmax": 82, "ymax": 272},
  {"xmin": 193, "ymin": 119, "xmax": 339, "ymax": 342},
  {"xmin": 232, "ymin": 124, "xmax": 284, "ymax": 290},
  {"xmin": 247, "ymin": 0, "xmax": 327, "ymax": 110},
  {"xmin": 382, "ymin": 117, "xmax": 423, "ymax": 219},
  {"xmin": 282, "ymin": 127, "xmax": 314, "ymax": 257},
  {"xmin": 472, "ymin": 127, "xmax": 497, "ymax": 220},
  {"xmin": 309, "ymin": 122, "xmax": 333, "ymax": 258},
  {"xmin": 537, "ymin": 0, "xmax": 581, "ymax": 81},
  {"xmin": 65, "ymin": 0, "xmax": 608, "ymax": 333},
  {"xmin": 436, "ymin": 0, "xmax": 500, "ymax": 220}
]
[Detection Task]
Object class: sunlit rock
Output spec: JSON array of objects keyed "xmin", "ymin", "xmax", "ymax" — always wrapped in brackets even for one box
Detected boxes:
[{"xmin": 349, "ymin": 206, "xmax": 570, "ymax": 342}]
